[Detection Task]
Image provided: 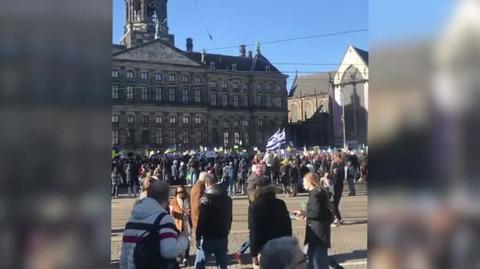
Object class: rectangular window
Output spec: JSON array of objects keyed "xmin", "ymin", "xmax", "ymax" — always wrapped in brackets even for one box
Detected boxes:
[
  {"xmin": 112, "ymin": 85, "xmax": 119, "ymax": 99},
  {"xmin": 243, "ymin": 96, "xmax": 248, "ymax": 107},
  {"xmin": 155, "ymin": 73, "xmax": 162, "ymax": 81},
  {"xmin": 169, "ymin": 74, "xmax": 176, "ymax": 82},
  {"xmin": 266, "ymin": 95, "xmax": 272, "ymax": 107},
  {"xmin": 155, "ymin": 116, "xmax": 162, "ymax": 124},
  {"xmin": 194, "ymin": 76, "xmax": 201, "ymax": 84},
  {"xmin": 126, "ymin": 70, "xmax": 134, "ymax": 79},
  {"xmin": 196, "ymin": 131, "xmax": 202, "ymax": 145},
  {"xmin": 127, "ymin": 115, "xmax": 134, "ymax": 124},
  {"xmin": 156, "ymin": 130, "xmax": 163, "ymax": 144},
  {"xmin": 210, "ymin": 62, "xmax": 215, "ymax": 70},
  {"xmin": 126, "ymin": 129, "xmax": 134, "ymax": 144},
  {"xmin": 169, "ymin": 130, "xmax": 176, "ymax": 144},
  {"xmin": 169, "ymin": 116, "xmax": 176, "ymax": 124},
  {"xmin": 182, "ymin": 116, "xmax": 189, "ymax": 125},
  {"xmin": 234, "ymin": 132, "xmax": 240, "ymax": 144},
  {"xmin": 141, "ymin": 129, "xmax": 149, "ymax": 144},
  {"xmin": 244, "ymin": 132, "xmax": 249, "ymax": 145},
  {"xmin": 112, "ymin": 130, "xmax": 119, "ymax": 145},
  {"xmin": 232, "ymin": 64, "xmax": 237, "ymax": 72},
  {"xmin": 256, "ymin": 94, "xmax": 262, "ymax": 106},
  {"xmin": 182, "ymin": 76, "xmax": 189, "ymax": 82},
  {"xmin": 274, "ymin": 96, "xmax": 282, "ymax": 108},
  {"xmin": 257, "ymin": 132, "xmax": 263, "ymax": 144},
  {"xmin": 233, "ymin": 95, "xmax": 239, "ymax": 107},
  {"xmin": 266, "ymin": 84, "xmax": 272, "ymax": 91},
  {"xmin": 211, "ymin": 94, "xmax": 217, "ymax": 106},
  {"xmin": 233, "ymin": 82, "xmax": 239, "ymax": 90},
  {"xmin": 141, "ymin": 72, "xmax": 148, "ymax": 80},
  {"xmin": 256, "ymin": 83, "xmax": 262, "ymax": 90},
  {"xmin": 142, "ymin": 115, "xmax": 149, "ymax": 124},
  {"xmin": 194, "ymin": 90, "xmax": 201, "ymax": 103},
  {"xmin": 169, "ymin": 88, "xmax": 175, "ymax": 102},
  {"xmin": 155, "ymin": 88, "xmax": 162, "ymax": 101},
  {"xmin": 183, "ymin": 130, "xmax": 189, "ymax": 144},
  {"xmin": 222, "ymin": 81, "xmax": 228, "ymax": 89},
  {"xmin": 126, "ymin": 86, "xmax": 134, "ymax": 100},
  {"xmin": 222, "ymin": 95, "xmax": 228, "ymax": 107},
  {"xmin": 141, "ymin": 87, "xmax": 148, "ymax": 101},
  {"xmin": 194, "ymin": 116, "xmax": 202, "ymax": 125},
  {"xmin": 223, "ymin": 132, "xmax": 229, "ymax": 146},
  {"xmin": 210, "ymin": 81, "xmax": 217, "ymax": 88},
  {"xmin": 112, "ymin": 115, "xmax": 119, "ymax": 123},
  {"xmin": 112, "ymin": 70, "xmax": 119, "ymax": 78},
  {"xmin": 182, "ymin": 88, "xmax": 189, "ymax": 102}
]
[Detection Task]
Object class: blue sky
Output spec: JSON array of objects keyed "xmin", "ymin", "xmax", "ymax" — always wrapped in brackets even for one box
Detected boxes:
[
  {"xmin": 113, "ymin": 0, "xmax": 454, "ymax": 86},
  {"xmin": 370, "ymin": 0, "xmax": 454, "ymax": 45},
  {"xmin": 113, "ymin": 0, "xmax": 368, "ymax": 88}
]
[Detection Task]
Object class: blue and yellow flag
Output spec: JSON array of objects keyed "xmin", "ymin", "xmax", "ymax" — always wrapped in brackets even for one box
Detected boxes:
[{"xmin": 164, "ymin": 144, "xmax": 176, "ymax": 154}]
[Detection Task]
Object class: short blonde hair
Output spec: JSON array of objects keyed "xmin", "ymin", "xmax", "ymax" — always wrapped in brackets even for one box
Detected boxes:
[{"xmin": 303, "ymin": 172, "xmax": 321, "ymax": 188}]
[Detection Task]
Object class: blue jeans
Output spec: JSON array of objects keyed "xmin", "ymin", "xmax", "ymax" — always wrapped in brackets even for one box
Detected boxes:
[
  {"xmin": 194, "ymin": 237, "xmax": 228, "ymax": 269},
  {"xmin": 191, "ymin": 172, "xmax": 197, "ymax": 186},
  {"xmin": 346, "ymin": 177, "xmax": 356, "ymax": 195},
  {"xmin": 307, "ymin": 244, "xmax": 329, "ymax": 269},
  {"xmin": 228, "ymin": 178, "xmax": 236, "ymax": 195}
]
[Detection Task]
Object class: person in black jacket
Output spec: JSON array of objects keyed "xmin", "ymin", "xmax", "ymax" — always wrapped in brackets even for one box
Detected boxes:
[
  {"xmin": 248, "ymin": 185, "xmax": 292, "ymax": 268},
  {"xmin": 294, "ymin": 172, "xmax": 333, "ymax": 269},
  {"xmin": 331, "ymin": 160, "xmax": 345, "ymax": 225},
  {"xmin": 194, "ymin": 173, "xmax": 232, "ymax": 269}
]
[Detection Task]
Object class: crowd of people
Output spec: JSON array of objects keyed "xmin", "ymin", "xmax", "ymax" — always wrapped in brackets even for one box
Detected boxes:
[
  {"xmin": 111, "ymin": 149, "xmax": 368, "ymax": 199},
  {"xmin": 117, "ymin": 148, "xmax": 368, "ymax": 269}
]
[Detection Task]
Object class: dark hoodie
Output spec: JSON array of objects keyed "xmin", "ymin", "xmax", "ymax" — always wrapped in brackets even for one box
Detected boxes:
[
  {"xmin": 196, "ymin": 183, "xmax": 233, "ymax": 239},
  {"xmin": 248, "ymin": 186, "xmax": 292, "ymax": 257}
]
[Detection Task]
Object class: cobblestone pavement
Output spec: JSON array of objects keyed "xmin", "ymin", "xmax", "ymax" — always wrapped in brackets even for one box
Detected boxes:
[{"xmin": 111, "ymin": 184, "xmax": 367, "ymax": 269}]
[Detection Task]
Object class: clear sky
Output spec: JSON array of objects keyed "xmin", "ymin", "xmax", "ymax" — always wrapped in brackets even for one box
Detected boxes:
[
  {"xmin": 112, "ymin": 0, "xmax": 369, "ymax": 88},
  {"xmin": 370, "ymin": 0, "xmax": 454, "ymax": 45}
]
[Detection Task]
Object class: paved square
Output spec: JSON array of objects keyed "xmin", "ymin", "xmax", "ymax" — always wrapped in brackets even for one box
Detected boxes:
[{"xmin": 111, "ymin": 185, "xmax": 367, "ymax": 268}]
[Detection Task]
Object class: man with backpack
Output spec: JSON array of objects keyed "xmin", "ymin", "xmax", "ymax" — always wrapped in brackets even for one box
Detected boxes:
[{"xmin": 120, "ymin": 180, "xmax": 189, "ymax": 269}]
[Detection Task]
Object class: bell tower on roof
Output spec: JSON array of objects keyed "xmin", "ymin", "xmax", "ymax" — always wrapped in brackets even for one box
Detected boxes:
[{"xmin": 121, "ymin": 0, "xmax": 175, "ymax": 48}]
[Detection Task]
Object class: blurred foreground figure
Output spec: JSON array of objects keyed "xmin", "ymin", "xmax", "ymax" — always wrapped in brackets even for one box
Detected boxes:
[{"xmin": 260, "ymin": 237, "xmax": 306, "ymax": 269}]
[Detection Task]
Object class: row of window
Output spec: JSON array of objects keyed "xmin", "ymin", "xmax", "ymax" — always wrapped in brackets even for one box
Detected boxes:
[
  {"xmin": 112, "ymin": 70, "xmax": 284, "ymax": 92},
  {"xmin": 209, "ymin": 81, "xmax": 280, "ymax": 91},
  {"xmin": 112, "ymin": 115, "xmax": 203, "ymax": 125},
  {"xmin": 210, "ymin": 94, "xmax": 282, "ymax": 108},
  {"xmin": 112, "ymin": 86, "xmax": 202, "ymax": 103},
  {"xmin": 112, "ymin": 70, "xmax": 202, "ymax": 83},
  {"xmin": 208, "ymin": 62, "xmax": 271, "ymax": 73},
  {"xmin": 112, "ymin": 115, "xmax": 283, "ymax": 129},
  {"xmin": 211, "ymin": 119, "xmax": 283, "ymax": 128},
  {"xmin": 112, "ymin": 129, "xmax": 252, "ymax": 146},
  {"xmin": 112, "ymin": 86, "xmax": 282, "ymax": 108},
  {"xmin": 112, "ymin": 129, "xmax": 203, "ymax": 145}
]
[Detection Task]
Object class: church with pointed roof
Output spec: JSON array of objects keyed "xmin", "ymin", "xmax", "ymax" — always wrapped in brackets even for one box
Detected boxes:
[
  {"xmin": 287, "ymin": 45, "xmax": 368, "ymax": 147},
  {"xmin": 112, "ymin": 0, "xmax": 288, "ymax": 150}
]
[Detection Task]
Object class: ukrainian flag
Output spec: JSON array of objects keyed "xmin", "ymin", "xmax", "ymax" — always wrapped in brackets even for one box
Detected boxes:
[{"xmin": 164, "ymin": 144, "xmax": 176, "ymax": 154}]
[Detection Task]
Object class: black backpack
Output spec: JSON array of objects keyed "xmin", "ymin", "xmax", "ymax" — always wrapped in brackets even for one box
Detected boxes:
[{"xmin": 131, "ymin": 212, "xmax": 179, "ymax": 269}]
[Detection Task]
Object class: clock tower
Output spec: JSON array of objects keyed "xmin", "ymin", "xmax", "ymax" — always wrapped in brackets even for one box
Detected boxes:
[{"xmin": 121, "ymin": 0, "xmax": 175, "ymax": 48}]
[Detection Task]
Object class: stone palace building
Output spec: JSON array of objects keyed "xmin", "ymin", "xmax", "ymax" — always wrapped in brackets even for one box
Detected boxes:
[{"xmin": 112, "ymin": 0, "xmax": 288, "ymax": 151}]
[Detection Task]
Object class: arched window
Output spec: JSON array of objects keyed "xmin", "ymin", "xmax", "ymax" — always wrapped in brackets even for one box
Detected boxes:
[
  {"xmin": 291, "ymin": 104, "xmax": 299, "ymax": 122},
  {"xmin": 304, "ymin": 102, "xmax": 313, "ymax": 119}
]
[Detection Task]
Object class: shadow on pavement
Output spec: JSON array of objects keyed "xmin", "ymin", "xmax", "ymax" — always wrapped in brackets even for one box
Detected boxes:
[
  {"xmin": 331, "ymin": 249, "xmax": 367, "ymax": 263},
  {"xmin": 341, "ymin": 220, "xmax": 368, "ymax": 226}
]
